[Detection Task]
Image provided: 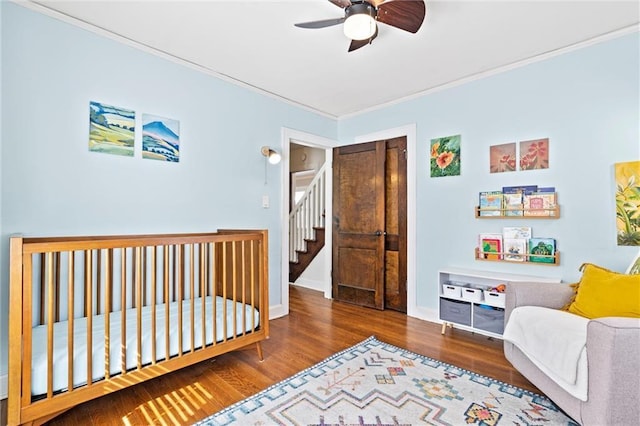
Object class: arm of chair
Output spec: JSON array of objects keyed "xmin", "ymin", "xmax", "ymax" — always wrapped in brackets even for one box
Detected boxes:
[
  {"xmin": 505, "ymin": 281, "xmax": 575, "ymax": 323},
  {"xmin": 582, "ymin": 317, "xmax": 640, "ymax": 425}
]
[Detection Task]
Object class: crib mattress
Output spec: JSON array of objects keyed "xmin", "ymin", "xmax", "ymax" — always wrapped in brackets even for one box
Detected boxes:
[{"xmin": 30, "ymin": 296, "xmax": 260, "ymax": 395}]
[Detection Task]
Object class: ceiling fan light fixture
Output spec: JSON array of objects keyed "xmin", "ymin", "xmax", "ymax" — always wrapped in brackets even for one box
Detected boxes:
[{"xmin": 343, "ymin": 2, "xmax": 376, "ymax": 41}]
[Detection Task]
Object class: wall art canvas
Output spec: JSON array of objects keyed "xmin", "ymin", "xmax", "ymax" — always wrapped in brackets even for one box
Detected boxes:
[
  {"xmin": 89, "ymin": 101, "xmax": 135, "ymax": 157},
  {"xmin": 615, "ymin": 160, "xmax": 640, "ymax": 246},
  {"xmin": 142, "ymin": 114, "xmax": 180, "ymax": 162},
  {"xmin": 430, "ymin": 134, "xmax": 461, "ymax": 177},
  {"xmin": 490, "ymin": 142, "xmax": 516, "ymax": 173},
  {"xmin": 519, "ymin": 138, "xmax": 549, "ymax": 171}
]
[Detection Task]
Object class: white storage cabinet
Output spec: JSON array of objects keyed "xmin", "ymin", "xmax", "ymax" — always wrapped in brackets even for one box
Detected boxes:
[{"xmin": 439, "ymin": 267, "xmax": 561, "ymax": 338}]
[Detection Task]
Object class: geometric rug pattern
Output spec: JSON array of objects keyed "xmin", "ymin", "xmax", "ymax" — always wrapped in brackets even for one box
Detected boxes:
[{"xmin": 196, "ymin": 336, "xmax": 578, "ymax": 426}]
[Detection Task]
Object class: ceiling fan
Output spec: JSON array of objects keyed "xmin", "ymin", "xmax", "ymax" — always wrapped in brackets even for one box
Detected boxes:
[{"xmin": 294, "ymin": 0, "xmax": 426, "ymax": 52}]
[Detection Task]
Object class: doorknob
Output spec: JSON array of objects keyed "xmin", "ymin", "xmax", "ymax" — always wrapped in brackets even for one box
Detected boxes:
[{"xmin": 375, "ymin": 230, "xmax": 387, "ymax": 236}]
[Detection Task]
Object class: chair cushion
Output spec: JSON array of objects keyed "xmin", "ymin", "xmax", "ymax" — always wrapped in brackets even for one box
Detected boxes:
[{"xmin": 566, "ymin": 263, "xmax": 640, "ymax": 319}]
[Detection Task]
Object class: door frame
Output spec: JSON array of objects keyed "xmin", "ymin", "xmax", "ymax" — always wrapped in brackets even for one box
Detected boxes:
[
  {"xmin": 279, "ymin": 124, "xmax": 417, "ymax": 318},
  {"xmin": 280, "ymin": 128, "xmax": 336, "ymax": 317}
]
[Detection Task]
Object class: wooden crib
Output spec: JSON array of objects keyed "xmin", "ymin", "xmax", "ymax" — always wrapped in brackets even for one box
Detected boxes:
[{"xmin": 7, "ymin": 230, "xmax": 270, "ymax": 426}]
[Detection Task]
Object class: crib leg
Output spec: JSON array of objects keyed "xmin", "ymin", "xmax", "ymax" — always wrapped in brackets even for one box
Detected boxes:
[{"xmin": 256, "ymin": 341, "xmax": 264, "ymax": 362}]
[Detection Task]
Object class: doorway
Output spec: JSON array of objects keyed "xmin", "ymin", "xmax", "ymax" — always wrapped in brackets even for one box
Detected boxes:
[{"xmin": 280, "ymin": 125, "xmax": 417, "ymax": 319}]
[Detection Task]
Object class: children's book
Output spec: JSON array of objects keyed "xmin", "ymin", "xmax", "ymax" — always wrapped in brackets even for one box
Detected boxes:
[
  {"xmin": 529, "ymin": 238, "xmax": 556, "ymax": 263},
  {"xmin": 478, "ymin": 233, "xmax": 503, "ymax": 259},
  {"xmin": 503, "ymin": 226, "xmax": 532, "ymax": 240},
  {"xmin": 503, "ymin": 238, "xmax": 527, "ymax": 261},
  {"xmin": 503, "ymin": 192, "xmax": 523, "ymax": 216},
  {"xmin": 524, "ymin": 192, "xmax": 557, "ymax": 216},
  {"xmin": 502, "ymin": 185, "xmax": 538, "ymax": 195},
  {"xmin": 479, "ymin": 191, "xmax": 503, "ymax": 216}
]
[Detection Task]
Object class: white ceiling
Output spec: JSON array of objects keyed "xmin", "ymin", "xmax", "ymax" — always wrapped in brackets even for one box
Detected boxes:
[{"xmin": 26, "ymin": 0, "xmax": 640, "ymax": 118}]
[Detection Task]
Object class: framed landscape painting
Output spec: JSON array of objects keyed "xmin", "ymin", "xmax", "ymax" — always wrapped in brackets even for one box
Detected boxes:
[
  {"xmin": 89, "ymin": 101, "xmax": 135, "ymax": 157},
  {"xmin": 142, "ymin": 114, "xmax": 180, "ymax": 162}
]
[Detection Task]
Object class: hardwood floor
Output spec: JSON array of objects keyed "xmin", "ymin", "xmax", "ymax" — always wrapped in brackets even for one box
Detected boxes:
[{"xmin": 4, "ymin": 285, "xmax": 537, "ymax": 425}]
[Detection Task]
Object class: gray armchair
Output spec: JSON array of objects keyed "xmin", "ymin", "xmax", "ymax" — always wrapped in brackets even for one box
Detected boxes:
[{"xmin": 504, "ymin": 281, "xmax": 640, "ymax": 426}]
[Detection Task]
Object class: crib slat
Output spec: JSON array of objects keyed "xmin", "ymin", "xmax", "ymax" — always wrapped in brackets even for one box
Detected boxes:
[
  {"xmin": 211, "ymin": 242, "xmax": 217, "ymax": 347},
  {"xmin": 105, "ymin": 249, "xmax": 112, "ymax": 380},
  {"xmin": 151, "ymin": 246, "xmax": 157, "ymax": 365},
  {"xmin": 232, "ymin": 241, "xmax": 238, "ymax": 339},
  {"xmin": 136, "ymin": 246, "xmax": 142, "ymax": 370},
  {"xmin": 21, "ymin": 254, "xmax": 34, "ymax": 408},
  {"xmin": 200, "ymin": 244, "xmax": 206, "ymax": 349},
  {"xmin": 177, "ymin": 244, "xmax": 184, "ymax": 357},
  {"xmin": 68, "ymin": 251, "xmax": 75, "ymax": 392},
  {"xmin": 250, "ymin": 240, "xmax": 256, "ymax": 332},
  {"xmin": 85, "ymin": 250, "xmax": 93, "ymax": 387},
  {"xmin": 190, "ymin": 243, "xmax": 195, "ymax": 353},
  {"xmin": 120, "ymin": 248, "xmax": 127, "ymax": 376},
  {"xmin": 46, "ymin": 252, "xmax": 54, "ymax": 398},
  {"xmin": 55, "ymin": 252, "xmax": 61, "ymax": 322},
  {"xmin": 164, "ymin": 245, "xmax": 170, "ymax": 362},
  {"xmin": 222, "ymin": 242, "xmax": 228, "ymax": 342}
]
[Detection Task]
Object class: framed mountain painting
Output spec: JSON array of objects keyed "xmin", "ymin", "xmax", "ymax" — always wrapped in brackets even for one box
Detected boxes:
[{"xmin": 142, "ymin": 114, "xmax": 180, "ymax": 162}]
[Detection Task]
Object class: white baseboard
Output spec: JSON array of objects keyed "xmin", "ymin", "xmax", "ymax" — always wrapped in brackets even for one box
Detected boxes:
[
  {"xmin": 1, "ymin": 373, "xmax": 7, "ymax": 400},
  {"xmin": 408, "ymin": 305, "xmax": 439, "ymax": 325},
  {"xmin": 291, "ymin": 279, "xmax": 323, "ymax": 292},
  {"xmin": 268, "ymin": 303, "xmax": 287, "ymax": 320}
]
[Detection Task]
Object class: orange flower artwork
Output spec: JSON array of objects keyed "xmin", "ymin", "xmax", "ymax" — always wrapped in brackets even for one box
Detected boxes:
[
  {"xmin": 519, "ymin": 138, "xmax": 549, "ymax": 171},
  {"xmin": 430, "ymin": 135, "xmax": 461, "ymax": 177},
  {"xmin": 489, "ymin": 143, "xmax": 516, "ymax": 173}
]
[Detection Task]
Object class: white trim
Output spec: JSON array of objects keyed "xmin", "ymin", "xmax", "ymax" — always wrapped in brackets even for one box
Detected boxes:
[
  {"xmin": 291, "ymin": 279, "xmax": 324, "ymax": 292},
  {"xmin": 353, "ymin": 124, "xmax": 418, "ymax": 317},
  {"xmin": 268, "ymin": 304, "xmax": 287, "ymax": 320},
  {"xmin": 0, "ymin": 373, "xmax": 6, "ymax": 400},
  {"xmin": 281, "ymin": 128, "xmax": 338, "ymax": 314}
]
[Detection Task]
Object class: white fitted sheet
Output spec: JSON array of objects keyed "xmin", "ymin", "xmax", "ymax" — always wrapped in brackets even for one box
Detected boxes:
[{"xmin": 30, "ymin": 296, "xmax": 260, "ymax": 395}]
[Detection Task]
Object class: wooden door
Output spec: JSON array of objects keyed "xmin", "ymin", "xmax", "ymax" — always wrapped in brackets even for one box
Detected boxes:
[
  {"xmin": 332, "ymin": 141, "xmax": 386, "ymax": 309},
  {"xmin": 332, "ymin": 137, "xmax": 407, "ymax": 311}
]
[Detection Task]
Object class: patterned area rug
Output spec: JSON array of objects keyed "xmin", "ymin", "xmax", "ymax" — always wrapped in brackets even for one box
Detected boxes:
[{"xmin": 196, "ymin": 336, "xmax": 577, "ymax": 426}]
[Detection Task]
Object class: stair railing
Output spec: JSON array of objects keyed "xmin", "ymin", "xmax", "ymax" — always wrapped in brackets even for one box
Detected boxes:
[{"xmin": 289, "ymin": 162, "xmax": 327, "ymax": 263}]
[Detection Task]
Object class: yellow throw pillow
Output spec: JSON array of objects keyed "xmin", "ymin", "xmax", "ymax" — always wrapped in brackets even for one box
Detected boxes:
[{"xmin": 567, "ymin": 263, "xmax": 640, "ymax": 319}]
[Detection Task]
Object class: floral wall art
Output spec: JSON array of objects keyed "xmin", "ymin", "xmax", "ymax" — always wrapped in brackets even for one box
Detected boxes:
[
  {"xmin": 490, "ymin": 142, "xmax": 517, "ymax": 173},
  {"xmin": 519, "ymin": 138, "xmax": 549, "ymax": 171},
  {"xmin": 615, "ymin": 160, "xmax": 640, "ymax": 246},
  {"xmin": 430, "ymin": 134, "xmax": 461, "ymax": 177},
  {"xmin": 89, "ymin": 101, "xmax": 135, "ymax": 157}
]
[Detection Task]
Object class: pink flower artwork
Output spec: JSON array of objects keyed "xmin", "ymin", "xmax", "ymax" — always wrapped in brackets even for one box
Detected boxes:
[
  {"xmin": 519, "ymin": 138, "xmax": 549, "ymax": 171},
  {"xmin": 489, "ymin": 142, "xmax": 517, "ymax": 173}
]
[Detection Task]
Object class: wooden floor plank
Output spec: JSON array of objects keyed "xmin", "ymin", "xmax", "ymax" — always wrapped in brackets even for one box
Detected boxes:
[{"xmin": 2, "ymin": 285, "xmax": 537, "ymax": 425}]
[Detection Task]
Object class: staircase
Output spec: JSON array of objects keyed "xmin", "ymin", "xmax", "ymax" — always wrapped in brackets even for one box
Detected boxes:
[{"xmin": 289, "ymin": 163, "xmax": 327, "ymax": 283}]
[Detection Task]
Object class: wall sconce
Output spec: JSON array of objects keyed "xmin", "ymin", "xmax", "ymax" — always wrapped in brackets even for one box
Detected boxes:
[{"xmin": 261, "ymin": 146, "xmax": 282, "ymax": 165}]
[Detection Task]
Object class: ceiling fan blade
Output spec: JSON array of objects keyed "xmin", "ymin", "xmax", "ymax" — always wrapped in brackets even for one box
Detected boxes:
[
  {"xmin": 348, "ymin": 26, "xmax": 378, "ymax": 52},
  {"xmin": 377, "ymin": 0, "xmax": 426, "ymax": 33},
  {"xmin": 294, "ymin": 17, "xmax": 346, "ymax": 29},
  {"xmin": 329, "ymin": 0, "xmax": 353, "ymax": 8}
]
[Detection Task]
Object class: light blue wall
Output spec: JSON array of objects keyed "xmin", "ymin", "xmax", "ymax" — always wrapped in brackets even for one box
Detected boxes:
[
  {"xmin": 0, "ymin": 2, "xmax": 336, "ymax": 378},
  {"xmin": 339, "ymin": 32, "xmax": 640, "ymax": 309}
]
